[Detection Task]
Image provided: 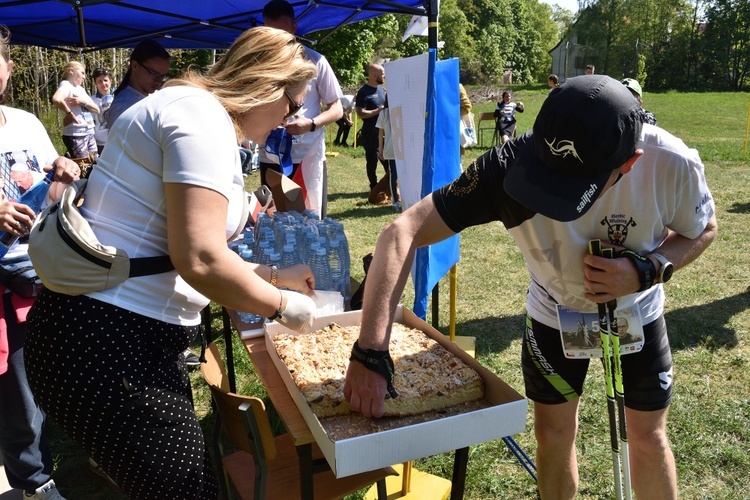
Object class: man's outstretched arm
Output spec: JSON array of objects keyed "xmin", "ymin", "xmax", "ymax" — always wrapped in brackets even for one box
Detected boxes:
[{"xmin": 344, "ymin": 194, "xmax": 456, "ymax": 417}]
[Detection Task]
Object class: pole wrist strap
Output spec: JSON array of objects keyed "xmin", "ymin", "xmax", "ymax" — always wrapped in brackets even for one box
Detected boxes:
[
  {"xmin": 617, "ymin": 249, "xmax": 656, "ymax": 292},
  {"xmin": 350, "ymin": 340, "xmax": 399, "ymax": 398}
]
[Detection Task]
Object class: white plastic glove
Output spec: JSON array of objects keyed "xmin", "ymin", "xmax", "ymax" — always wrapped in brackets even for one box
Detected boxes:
[{"xmin": 276, "ymin": 290, "xmax": 316, "ymax": 333}]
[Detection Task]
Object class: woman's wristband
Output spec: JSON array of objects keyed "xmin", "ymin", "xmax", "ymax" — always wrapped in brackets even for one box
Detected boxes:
[{"xmin": 268, "ymin": 289, "xmax": 284, "ymax": 320}]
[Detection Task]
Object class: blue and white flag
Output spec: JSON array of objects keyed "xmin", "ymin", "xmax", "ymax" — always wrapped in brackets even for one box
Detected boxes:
[{"xmin": 385, "ymin": 50, "xmax": 461, "ymax": 319}]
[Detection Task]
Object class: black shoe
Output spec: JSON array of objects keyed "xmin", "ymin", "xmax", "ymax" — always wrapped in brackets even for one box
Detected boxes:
[
  {"xmin": 333, "ymin": 140, "xmax": 340, "ymax": 146},
  {"xmin": 341, "ymin": 142, "xmax": 349, "ymax": 148},
  {"xmin": 183, "ymin": 349, "xmax": 201, "ymax": 368}
]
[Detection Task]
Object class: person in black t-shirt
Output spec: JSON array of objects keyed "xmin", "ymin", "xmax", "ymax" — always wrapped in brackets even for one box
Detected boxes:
[{"xmin": 355, "ymin": 63, "xmax": 386, "ymax": 190}]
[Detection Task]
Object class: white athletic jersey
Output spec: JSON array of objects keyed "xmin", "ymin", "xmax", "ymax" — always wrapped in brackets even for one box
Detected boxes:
[
  {"xmin": 433, "ymin": 124, "xmax": 715, "ymax": 329},
  {"xmin": 83, "ymin": 86, "xmax": 245, "ymax": 325},
  {"xmin": 258, "ymin": 47, "xmax": 342, "ymax": 164},
  {"xmin": 0, "ymin": 106, "xmax": 59, "ymax": 259}
]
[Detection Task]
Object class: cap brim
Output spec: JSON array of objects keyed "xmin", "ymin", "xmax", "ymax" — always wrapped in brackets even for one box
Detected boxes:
[{"xmin": 504, "ymin": 136, "xmax": 613, "ymax": 222}]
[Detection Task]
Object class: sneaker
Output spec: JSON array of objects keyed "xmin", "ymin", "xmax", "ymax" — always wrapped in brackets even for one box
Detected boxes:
[
  {"xmin": 183, "ymin": 349, "xmax": 201, "ymax": 368},
  {"xmin": 393, "ymin": 201, "xmax": 402, "ymax": 212},
  {"xmin": 88, "ymin": 457, "xmax": 119, "ymax": 490},
  {"xmin": 24, "ymin": 479, "xmax": 65, "ymax": 500}
]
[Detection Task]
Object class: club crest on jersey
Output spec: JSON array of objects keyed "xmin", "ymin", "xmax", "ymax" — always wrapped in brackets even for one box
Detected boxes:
[
  {"xmin": 601, "ymin": 214, "xmax": 637, "ymax": 246},
  {"xmin": 545, "ymin": 138, "xmax": 583, "ymax": 163}
]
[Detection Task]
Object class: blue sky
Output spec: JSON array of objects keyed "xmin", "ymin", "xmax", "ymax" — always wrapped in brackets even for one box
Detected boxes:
[{"xmin": 539, "ymin": 0, "xmax": 579, "ymax": 13}]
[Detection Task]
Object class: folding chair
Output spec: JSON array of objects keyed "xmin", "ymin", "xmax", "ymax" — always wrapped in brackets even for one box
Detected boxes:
[{"xmin": 476, "ymin": 111, "xmax": 500, "ymax": 148}]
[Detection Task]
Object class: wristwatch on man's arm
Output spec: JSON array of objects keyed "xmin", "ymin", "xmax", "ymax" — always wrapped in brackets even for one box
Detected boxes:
[{"xmin": 648, "ymin": 252, "xmax": 674, "ymax": 284}]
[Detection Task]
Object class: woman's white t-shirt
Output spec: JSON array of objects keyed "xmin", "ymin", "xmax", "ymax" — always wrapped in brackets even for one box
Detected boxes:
[
  {"xmin": 58, "ymin": 80, "xmax": 95, "ymax": 136},
  {"xmin": 83, "ymin": 86, "xmax": 245, "ymax": 326}
]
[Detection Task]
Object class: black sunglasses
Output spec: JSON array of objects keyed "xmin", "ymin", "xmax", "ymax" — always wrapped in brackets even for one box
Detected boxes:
[{"xmin": 283, "ymin": 89, "xmax": 303, "ymax": 121}]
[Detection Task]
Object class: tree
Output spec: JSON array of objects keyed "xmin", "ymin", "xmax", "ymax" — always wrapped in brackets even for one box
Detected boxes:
[
  {"xmin": 526, "ymin": 0, "xmax": 562, "ymax": 82},
  {"xmin": 313, "ymin": 15, "xmax": 400, "ymax": 87},
  {"xmin": 701, "ymin": 0, "xmax": 750, "ymax": 90}
]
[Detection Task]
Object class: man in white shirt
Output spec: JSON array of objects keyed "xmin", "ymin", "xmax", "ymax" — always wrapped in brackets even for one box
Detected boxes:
[{"xmin": 259, "ymin": 0, "xmax": 343, "ymax": 218}]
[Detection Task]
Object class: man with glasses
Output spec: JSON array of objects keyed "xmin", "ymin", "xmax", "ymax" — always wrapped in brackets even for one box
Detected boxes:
[
  {"xmin": 108, "ymin": 39, "xmax": 170, "ymax": 127},
  {"xmin": 258, "ymin": 0, "xmax": 343, "ymax": 219}
]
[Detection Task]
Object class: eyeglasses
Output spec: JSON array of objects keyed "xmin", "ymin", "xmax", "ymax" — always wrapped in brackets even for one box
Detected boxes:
[
  {"xmin": 93, "ymin": 69, "xmax": 110, "ymax": 78},
  {"xmin": 140, "ymin": 62, "xmax": 169, "ymax": 82},
  {"xmin": 283, "ymin": 89, "xmax": 303, "ymax": 121}
]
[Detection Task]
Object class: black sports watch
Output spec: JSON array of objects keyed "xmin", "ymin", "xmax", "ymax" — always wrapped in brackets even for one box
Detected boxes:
[
  {"xmin": 617, "ymin": 249, "xmax": 656, "ymax": 292},
  {"xmin": 309, "ymin": 118, "xmax": 317, "ymax": 132},
  {"xmin": 649, "ymin": 252, "xmax": 674, "ymax": 284}
]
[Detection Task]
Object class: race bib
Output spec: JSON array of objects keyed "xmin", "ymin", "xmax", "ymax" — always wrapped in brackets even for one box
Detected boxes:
[{"xmin": 557, "ymin": 304, "xmax": 645, "ymax": 359}]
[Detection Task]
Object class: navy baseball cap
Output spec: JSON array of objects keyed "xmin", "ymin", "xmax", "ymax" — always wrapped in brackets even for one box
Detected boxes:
[{"xmin": 504, "ymin": 75, "xmax": 642, "ymax": 222}]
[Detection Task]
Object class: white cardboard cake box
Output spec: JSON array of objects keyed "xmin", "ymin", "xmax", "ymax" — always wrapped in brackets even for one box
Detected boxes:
[{"xmin": 264, "ymin": 305, "xmax": 528, "ymax": 478}]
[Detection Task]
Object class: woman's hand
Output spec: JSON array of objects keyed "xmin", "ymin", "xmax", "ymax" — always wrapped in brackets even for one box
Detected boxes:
[
  {"xmin": 276, "ymin": 290, "xmax": 316, "ymax": 333},
  {"xmin": 66, "ymin": 94, "xmax": 87, "ymax": 108},
  {"xmin": 277, "ymin": 263, "xmax": 315, "ymax": 295},
  {"xmin": 0, "ymin": 201, "xmax": 36, "ymax": 236}
]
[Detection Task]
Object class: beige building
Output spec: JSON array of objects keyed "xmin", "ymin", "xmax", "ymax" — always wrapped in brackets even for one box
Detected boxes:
[{"xmin": 549, "ymin": 33, "xmax": 598, "ymax": 82}]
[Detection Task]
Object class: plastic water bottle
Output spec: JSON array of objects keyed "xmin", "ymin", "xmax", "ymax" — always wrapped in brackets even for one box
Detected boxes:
[
  {"xmin": 334, "ymin": 233, "xmax": 351, "ymax": 302},
  {"xmin": 243, "ymin": 227, "xmax": 254, "ymax": 246},
  {"xmin": 280, "ymin": 242, "xmax": 299, "ymax": 269},
  {"xmin": 251, "ymin": 147, "xmax": 260, "ymax": 171},
  {"xmin": 309, "ymin": 246, "xmax": 331, "ymax": 290},
  {"xmin": 269, "ymin": 251, "xmax": 281, "ymax": 271},
  {"xmin": 0, "ymin": 171, "xmax": 54, "ymax": 258},
  {"xmin": 327, "ymin": 238, "xmax": 346, "ymax": 298}
]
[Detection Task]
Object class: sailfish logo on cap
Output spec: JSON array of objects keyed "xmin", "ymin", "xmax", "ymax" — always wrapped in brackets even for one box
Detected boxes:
[{"xmin": 545, "ymin": 138, "xmax": 583, "ymax": 163}]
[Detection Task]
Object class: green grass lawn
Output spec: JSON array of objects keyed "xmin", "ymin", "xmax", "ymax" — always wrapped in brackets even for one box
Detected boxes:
[{"xmin": 44, "ymin": 88, "xmax": 750, "ymax": 499}]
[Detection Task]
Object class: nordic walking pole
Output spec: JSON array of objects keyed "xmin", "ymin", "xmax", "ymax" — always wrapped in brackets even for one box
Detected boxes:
[
  {"xmin": 602, "ymin": 247, "xmax": 632, "ymax": 500},
  {"xmin": 589, "ymin": 240, "xmax": 624, "ymax": 500}
]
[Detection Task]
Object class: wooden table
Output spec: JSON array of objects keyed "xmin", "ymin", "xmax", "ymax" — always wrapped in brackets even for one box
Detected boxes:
[{"xmin": 221, "ymin": 308, "xmax": 470, "ymax": 500}]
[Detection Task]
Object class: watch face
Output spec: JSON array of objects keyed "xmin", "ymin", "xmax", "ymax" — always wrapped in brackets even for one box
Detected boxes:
[{"xmin": 662, "ymin": 263, "xmax": 674, "ymax": 283}]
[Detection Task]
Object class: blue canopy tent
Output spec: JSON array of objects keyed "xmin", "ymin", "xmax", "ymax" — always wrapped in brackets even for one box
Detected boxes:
[{"xmin": 0, "ymin": 0, "xmax": 429, "ymax": 50}]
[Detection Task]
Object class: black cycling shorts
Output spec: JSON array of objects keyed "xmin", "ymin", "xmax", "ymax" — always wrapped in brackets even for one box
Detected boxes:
[{"xmin": 521, "ymin": 313, "xmax": 673, "ymax": 411}]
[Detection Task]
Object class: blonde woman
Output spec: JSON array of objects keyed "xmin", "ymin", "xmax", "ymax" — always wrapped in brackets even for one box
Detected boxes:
[
  {"xmin": 51, "ymin": 61, "xmax": 99, "ymax": 159},
  {"xmin": 26, "ymin": 27, "xmax": 318, "ymax": 499}
]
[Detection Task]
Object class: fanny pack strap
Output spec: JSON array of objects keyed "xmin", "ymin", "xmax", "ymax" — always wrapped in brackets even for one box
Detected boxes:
[{"xmin": 129, "ymin": 255, "xmax": 174, "ymax": 277}]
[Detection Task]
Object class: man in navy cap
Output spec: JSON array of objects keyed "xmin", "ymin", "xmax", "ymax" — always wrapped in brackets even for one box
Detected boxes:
[{"xmin": 344, "ymin": 75, "xmax": 717, "ymax": 499}]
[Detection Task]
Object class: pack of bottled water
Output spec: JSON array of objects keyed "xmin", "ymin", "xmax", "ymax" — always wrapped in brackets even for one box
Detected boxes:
[{"xmin": 231, "ymin": 209, "xmax": 351, "ymax": 323}]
